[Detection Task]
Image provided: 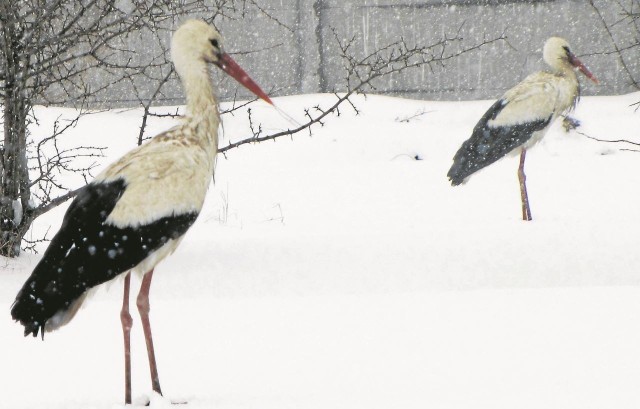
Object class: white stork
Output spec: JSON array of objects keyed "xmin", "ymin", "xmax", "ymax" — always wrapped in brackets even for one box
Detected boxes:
[
  {"xmin": 11, "ymin": 20, "xmax": 272, "ymax": 404},
  {"xmin": 447, "ymin": 37, "xmax": 598, "ymax": 221}
]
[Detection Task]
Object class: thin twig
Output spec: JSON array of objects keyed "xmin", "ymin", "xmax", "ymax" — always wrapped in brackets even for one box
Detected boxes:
[{"xmin": 576, "ymin": 130, "xmax": 640, "ymax": 147}]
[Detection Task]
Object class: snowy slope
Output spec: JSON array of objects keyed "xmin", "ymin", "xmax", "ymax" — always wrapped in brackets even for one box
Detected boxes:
[{"xmin": 2, "ymin": 93, "xmax": 640, "ymax": 409}]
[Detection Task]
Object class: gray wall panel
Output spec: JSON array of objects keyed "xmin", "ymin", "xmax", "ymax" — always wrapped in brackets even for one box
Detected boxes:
[{"xmin": 55, "ymin": 0, "xmax": 638, "ymax": 107}]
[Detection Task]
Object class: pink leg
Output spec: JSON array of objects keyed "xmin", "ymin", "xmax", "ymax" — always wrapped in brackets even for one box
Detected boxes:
[
  {"xmin": 120, "ymin": 273, "xmax": 133, "ymax": 405},
  {"xmin": 518, "ymin": 148, "xmax": 533, "ymax": 221},
  {"xmin": 136, "ymin": 269, "xmax": 163, "ymax": 396}
]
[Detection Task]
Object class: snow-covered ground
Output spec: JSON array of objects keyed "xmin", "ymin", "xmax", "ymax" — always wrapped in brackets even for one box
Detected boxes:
[{"xmin": 2, "ymin": 92, "xmax": 640, "ymax": 409}]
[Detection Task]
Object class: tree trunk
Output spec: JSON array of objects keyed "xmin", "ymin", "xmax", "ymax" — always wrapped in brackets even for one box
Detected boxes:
[
  {"xmin": 0, "ymin": 12, "xmax": 31, "ymax": 258},
  {"xmin": 0, "ymin": 90, "xmax": 31, "ymax": 257}
]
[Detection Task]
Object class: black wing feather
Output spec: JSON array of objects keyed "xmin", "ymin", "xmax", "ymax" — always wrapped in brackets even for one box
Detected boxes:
[
  {"xmin": 11, "ymin": 179, "xmax": 198, "ymax": 337},
  {"xmin": 447, "ymin": 99, "xmax": 552, "ymax": 185}
]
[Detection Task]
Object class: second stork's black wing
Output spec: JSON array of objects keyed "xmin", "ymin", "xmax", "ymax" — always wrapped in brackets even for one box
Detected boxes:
[{"xmin": 447, "ymin": 99, "xmax": 552, "ymax": 185}]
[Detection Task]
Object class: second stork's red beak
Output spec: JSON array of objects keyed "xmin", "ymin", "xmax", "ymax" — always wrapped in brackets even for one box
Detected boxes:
[
  {"xmin": 568, "ymin": 53, "xmax": 599, "ymax": 85},
  {"xmin": 215, "ymin": 53, "xmax": 273, "ymax": 105}
]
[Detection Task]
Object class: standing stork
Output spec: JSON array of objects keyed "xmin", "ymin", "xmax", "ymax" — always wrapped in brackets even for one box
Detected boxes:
[
  {"xmin": 11, "ymin": 20, "xmax": 272, "ymax": 404},
  {"xmin": 447, "ymin": 37, "xmax": 598, "ymax": 221}
]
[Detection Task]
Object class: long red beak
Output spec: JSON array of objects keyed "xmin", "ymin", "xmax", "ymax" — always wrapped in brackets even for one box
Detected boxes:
[
  {"xmin": 215, "ymin": 52, "xmax": 273, "ymax": 105},
  {"xmin": 569, "ymin": 53, "xmax": 599, "ymax": 84}
]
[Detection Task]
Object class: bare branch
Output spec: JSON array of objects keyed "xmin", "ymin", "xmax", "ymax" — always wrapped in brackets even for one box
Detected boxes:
[
  {"xmin": 30, "ymin": 186, "xmax": 84, "ymax": 219},
  {"xmin": 588, "ymin": 0, "xmax": 640, "ymax": 90},
  {"xmin": 219, "ymin": 29, "xmax": 506, "ymax": 153},
  {"xmin": 137, "ymin": 67, "xmax": 175, "ymax": 145},
  {"xmin": 395, "ymin": 109, "xmax": 433, "ymax": 123},
  {"xmin": 575, "ymin": 130, "xmax": 640, "ymax": 148}
]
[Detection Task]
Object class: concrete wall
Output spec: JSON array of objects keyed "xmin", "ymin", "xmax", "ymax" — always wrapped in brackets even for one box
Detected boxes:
[{"xmin": 87, "ymin": 0, "xmax": 640, "ymax": 107}]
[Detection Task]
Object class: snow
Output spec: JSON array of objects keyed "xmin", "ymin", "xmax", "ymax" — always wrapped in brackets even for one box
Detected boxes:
[{"xmin": 2, "ymin": 92, "xmax": 640, "ymax": 408}]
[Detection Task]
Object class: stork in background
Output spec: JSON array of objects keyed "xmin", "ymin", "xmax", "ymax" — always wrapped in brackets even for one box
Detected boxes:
[
  {"xmin": 447, "ymin": 37, "xmax": 599, "ymax": 221},
  {"xmin": 11, "ymin": 20, "xmax": 272, "ymax": 404}
]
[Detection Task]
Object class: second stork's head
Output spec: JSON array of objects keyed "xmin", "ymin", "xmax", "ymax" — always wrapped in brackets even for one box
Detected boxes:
[
  {"xmin": 543, "ymin": 37, "xmax": 599, "ymax": 84},
  {"xmin": 171, "ymin": 19, "xmax": 273, "ymax": 105}
]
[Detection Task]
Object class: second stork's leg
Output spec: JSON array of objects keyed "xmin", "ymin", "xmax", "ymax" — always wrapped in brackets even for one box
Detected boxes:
[
  {"xmin": 121, "ymin": 272, "xmax": 133, "ymax": 405},
  {"xmin": 518, "ymin": 148, "xmax": 533, "ymax": 221},
  {"xmin": 137, "ymin": 269, "xmax": 163, "ymax": 396}
]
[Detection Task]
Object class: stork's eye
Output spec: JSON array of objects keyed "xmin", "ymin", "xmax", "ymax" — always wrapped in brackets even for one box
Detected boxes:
[
  {"xmin": 210, "ymin": 39, "xmax": 219, "ymax": 48},
  {"xmin": 562, "ymin": 46, "xmax": 571, "ymax": 55}
]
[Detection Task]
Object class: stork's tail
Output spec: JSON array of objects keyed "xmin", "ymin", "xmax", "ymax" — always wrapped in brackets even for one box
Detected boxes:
[
  {"xmin": 11, "ymin": 289, "xmax": 49, "ymax": 338},
  {"xmin": 447, "ymin": 159, "xmax": 469, "ymax": 186},
  {"xmin": 11, "ymin": 268, "xmax": 87, "ymax": 338},
  {"xmin": 10, "ymin": 296, "xmax": 43, "ymax": 337}
]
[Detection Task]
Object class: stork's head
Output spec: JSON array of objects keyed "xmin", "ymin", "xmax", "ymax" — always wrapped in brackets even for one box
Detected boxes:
[
  {"xmin": 543, "ymin": 37, "xmax": 599, "ymax": 84},
  {"xmin": 171, "ymin": 19, "xmax": 273, "ymax": 104}
]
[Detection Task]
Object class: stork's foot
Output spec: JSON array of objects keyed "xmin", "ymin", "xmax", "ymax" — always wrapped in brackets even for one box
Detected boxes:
[
  {"xmin": 562, "ymin": 116, "xmax": 581, "ymax": 132},
  {"xmin": 134, "ymin": 393, "xmax": 188, "ymax": 407},
  {"xmin": 142, "ymin": 400, "xmax": 188, "ymax": 406}
]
